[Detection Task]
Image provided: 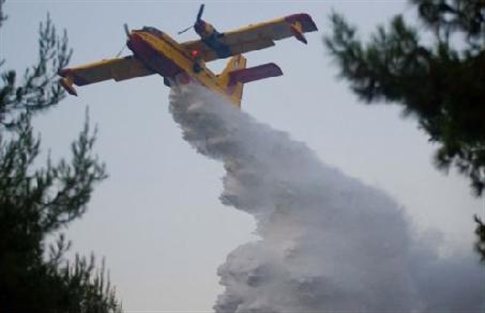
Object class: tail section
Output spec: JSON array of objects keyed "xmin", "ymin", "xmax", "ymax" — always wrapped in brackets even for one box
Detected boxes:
[
  {"xmin": 218, "ymin": 55, "xmax": 283, "ymax": 108},
  {"xmin": 218, "ymin": 55, "xmax": 247, "ymax": 108}
]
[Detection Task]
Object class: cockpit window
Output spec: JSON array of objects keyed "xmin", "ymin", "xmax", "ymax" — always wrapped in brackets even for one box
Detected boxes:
[{"xmin": 142, "ymin": 27, "xmax": 165, "ymax": 38}]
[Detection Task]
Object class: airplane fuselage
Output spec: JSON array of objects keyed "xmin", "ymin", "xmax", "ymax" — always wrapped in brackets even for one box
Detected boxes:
[{"xmin": 126, "ymin": 27, "xmax": 237, "ymax": 103}]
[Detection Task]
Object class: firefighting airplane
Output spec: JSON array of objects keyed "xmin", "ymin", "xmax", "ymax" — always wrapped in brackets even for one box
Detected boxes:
[{"xmin": 58, "ymin": 5, "xmax": 317, "ymax": 107}]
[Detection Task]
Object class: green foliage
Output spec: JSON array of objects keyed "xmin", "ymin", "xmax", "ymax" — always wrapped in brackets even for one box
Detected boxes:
[
  {"xmin": 325, "ymin": 0, "xmax": 485, "ymax": 197},
  {"xmin": 325, "ymin": 0, "xmax": 485, "ymax": 261},
  {"xmin": 0, "ymin": 1, "xmax": 121, "ymax": 311},
  {"xmin": 0, "ymin": 13, "xmax": 72, "ymax": 129}
]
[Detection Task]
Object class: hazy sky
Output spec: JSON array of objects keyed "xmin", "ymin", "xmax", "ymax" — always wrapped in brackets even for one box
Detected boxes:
[{"xmin": 2, "ymin": 1, "xmax": 483, "ymax": 312}]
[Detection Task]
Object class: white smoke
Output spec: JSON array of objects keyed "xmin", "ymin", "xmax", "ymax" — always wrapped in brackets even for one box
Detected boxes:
[{"xmin": 168, "ymin": 83, "xmax": 485, "ymax": 313}]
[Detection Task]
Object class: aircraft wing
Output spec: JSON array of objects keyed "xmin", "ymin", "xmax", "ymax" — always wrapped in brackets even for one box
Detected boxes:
[
  {"xmin": 59, "ymin": 56, "xmax": 155, "ymax": 95},
  {"xmin": 181, "ymin": 13, "xmax": 317, "ymax": 62}
]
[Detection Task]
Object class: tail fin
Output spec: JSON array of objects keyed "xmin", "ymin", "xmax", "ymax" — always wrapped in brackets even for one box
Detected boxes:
[
  {"xmin": 218, "ymin": 55, "xmax": 283, "ymax": 108},
  {"xmin": 218, "ymin": 55, "xmax": 247, "ymax": 108}
]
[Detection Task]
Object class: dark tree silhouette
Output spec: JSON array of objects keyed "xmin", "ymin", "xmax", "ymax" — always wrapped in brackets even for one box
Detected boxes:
[
  {"xmin": 474, "ymin": 215, "xmax": 485, "ymax": 262},
  {"xmin": 325, "ymin": 0, "xmax": 485, "ymax": 262},
  {"xmin": 0, "ymin": 1, "xmax": 122, "ymax": 311}
]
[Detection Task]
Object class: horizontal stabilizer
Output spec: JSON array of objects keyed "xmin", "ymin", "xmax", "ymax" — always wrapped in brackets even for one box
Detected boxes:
[{"xmin": 228, "ymin": 63, "xmax": 283, "ymax": 86}]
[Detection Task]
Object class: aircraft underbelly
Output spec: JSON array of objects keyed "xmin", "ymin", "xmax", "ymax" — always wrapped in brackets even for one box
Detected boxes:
[
  {"xmin": 127, "ymin": 34, "xmax": 183, "ymax": 78},
  {"xmin": 127, "ymin": 32, "xmax": 234, "ymax": 104}
]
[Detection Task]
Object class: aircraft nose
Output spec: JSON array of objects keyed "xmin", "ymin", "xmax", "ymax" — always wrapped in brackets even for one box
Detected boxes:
[{"xmin": 126, "ymin": 32, "xmax": 142, "ymax": 53}]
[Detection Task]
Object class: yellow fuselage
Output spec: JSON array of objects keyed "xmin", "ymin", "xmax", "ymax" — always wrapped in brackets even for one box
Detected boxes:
[{"xmin": 127, "ymin": 28, "xmax": 239, "ymax": 105}]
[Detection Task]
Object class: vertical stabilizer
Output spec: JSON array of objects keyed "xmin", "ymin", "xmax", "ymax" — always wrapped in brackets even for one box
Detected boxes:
[{"xmin": 218, "ymin": 55, "xmax": 247, "ymax": 108}]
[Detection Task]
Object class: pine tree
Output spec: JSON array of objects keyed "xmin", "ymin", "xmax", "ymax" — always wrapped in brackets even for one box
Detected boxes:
[
  {"xmin": 0, "ymin": 1, "xmax": 122, "ymax": 311},
  {"xmin": 325, "ymin": 0, "xmax": 485, "ymax": 261}
]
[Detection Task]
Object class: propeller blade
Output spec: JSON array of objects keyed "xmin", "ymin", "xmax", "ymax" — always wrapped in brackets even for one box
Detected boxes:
[
  {"xmin": 177, "ymin": 4, "xmax": 205, "ymax": 35},
  {"xmin": 196, "ymin": 4, "xmax": 205, "ymax": 21},
  {"xmin": 124, "ymin": 23, "xmax": 130, "ymax": 37},
  {"xmin": 177, "ymin": 25, "xmax": 193, "ymax": 35}
]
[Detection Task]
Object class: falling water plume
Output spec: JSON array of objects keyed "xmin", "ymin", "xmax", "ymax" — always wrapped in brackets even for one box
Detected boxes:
[{"xmin": 168, "ymin": 83, "xmax": 484, "ymax": 313}]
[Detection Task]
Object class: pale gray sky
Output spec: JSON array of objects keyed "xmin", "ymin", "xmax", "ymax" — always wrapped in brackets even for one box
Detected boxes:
[{"xmin": 2, "ymin": 1, "xmax": 483, "ymax": 312}]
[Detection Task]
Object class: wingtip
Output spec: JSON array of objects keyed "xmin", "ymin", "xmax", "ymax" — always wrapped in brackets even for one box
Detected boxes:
[
  {"xmin": 285, "ymin": 13, "xmax": 318, "ymax": 33},
  {"xmin": 59, "ymin": 77, "xmax": 78, "ymax": 96},
  {"xmin": 290, "ymin": 24, "xmax": 308, "ymax": 44}
]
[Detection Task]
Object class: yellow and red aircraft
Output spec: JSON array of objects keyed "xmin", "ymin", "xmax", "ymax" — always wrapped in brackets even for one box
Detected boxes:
[{"xmin": 58, "ymin": 5, "xmax": 317, "ymax": 107}]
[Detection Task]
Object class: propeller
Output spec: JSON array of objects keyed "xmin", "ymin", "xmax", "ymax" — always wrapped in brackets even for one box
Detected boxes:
[
  {"xmin": 177, "ymin": 25, "xmax": 193, "ymax": 35},
  {"xmin": 196, "ymin": 4, "xmax": 205, "ymax": 21},
  {"xmin": 178, "ymin": 4, "xmax": 205, "ymax": 35},
  {"xmin": 115, "ymin": 24, "xmax": 130, "ymax": 58}
]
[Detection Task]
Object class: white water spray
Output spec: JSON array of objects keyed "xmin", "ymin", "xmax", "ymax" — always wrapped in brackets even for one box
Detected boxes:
[{"xmin": 168, "ymin": 84, "xmax": 484, "ymax": 313}]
